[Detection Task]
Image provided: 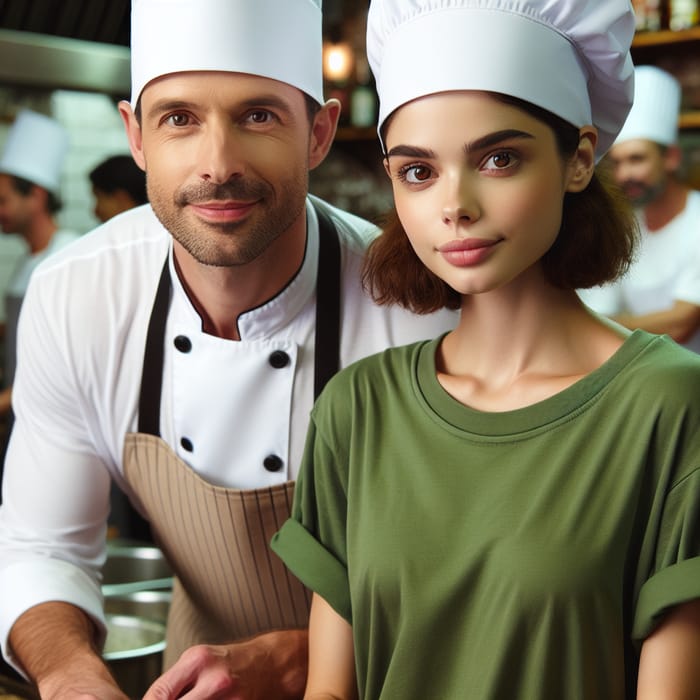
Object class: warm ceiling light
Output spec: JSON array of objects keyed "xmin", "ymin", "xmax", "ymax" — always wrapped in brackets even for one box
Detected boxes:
[{"xmin": 323, "ymin": 41, "xmax": 354, "ymax": 83}]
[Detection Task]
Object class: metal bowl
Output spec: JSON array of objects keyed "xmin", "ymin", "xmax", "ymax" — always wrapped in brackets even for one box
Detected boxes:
[
  {"xmin": 104, "ymin": 590, "xmax": 172, "ymax": 625},
  {"xmin": 103, "ymin": 614, "xmax": 166, "ymax": 698},
  {"xmin": 102, "ymin": 544, "xmax": 173, "ymax": 596}
]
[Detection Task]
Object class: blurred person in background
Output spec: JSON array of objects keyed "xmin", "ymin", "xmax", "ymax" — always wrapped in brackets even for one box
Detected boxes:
[
  {"xmin": 580, "ymin": 65, "xmax": 700, "ymax": 352},
  {"xmin": 0, "ymin": 109, "xmax": 79, "ymax": 479},
  {"xmin": 89, "ymin": 154, "xmax": 148, "ymax": 223}
]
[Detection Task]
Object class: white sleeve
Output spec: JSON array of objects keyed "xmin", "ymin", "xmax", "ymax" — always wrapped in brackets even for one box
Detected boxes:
[
  {"xmin": 578, "ymin": 283, "xmax": 624, "ymax": 316},
  {"xmin": 0, "ymin": 273, "xmax": 109, "ymax": 671},
  {"xmin": 672, "ymin": 226, "xmax": 700, "ymax": 307}
]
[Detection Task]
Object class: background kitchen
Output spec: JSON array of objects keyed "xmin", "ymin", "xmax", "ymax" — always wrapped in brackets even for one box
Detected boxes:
[
  {"xmin": 1, "ymin": 0, "xmax": 699, "ymax": 291},
  {"xmin": 0, "ymin": 0, "xmax": 699, "ymax": 696}
]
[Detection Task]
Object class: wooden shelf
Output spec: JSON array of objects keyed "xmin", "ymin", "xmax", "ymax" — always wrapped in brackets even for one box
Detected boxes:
[
  {"xmin": 680, "ymin": 111, "xmax": 700, "ymax": 129},
  {"xmin": 632, "ymin": 25, "xmax": 700, "ymax": 47},
  {"xmin": 335, "ymin": 126, "xmax": 378, "ymax": 142}
]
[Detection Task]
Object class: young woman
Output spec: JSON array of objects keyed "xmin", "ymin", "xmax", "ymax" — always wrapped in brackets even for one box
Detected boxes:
[{"xmin": 272, "ymin": 1, "xmax": 700, "ymax": 697}]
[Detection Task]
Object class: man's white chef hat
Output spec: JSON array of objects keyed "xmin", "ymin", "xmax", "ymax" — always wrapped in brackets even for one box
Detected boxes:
[
  {"xmin": 130, "ymin": 0, "xmax": 324, "ymax": 108},
  {"xmin": 614, "ymin": 65, "xmax": 682, "ymax": 147},
  {"xmin": 366, "ymin": 0, "xmax": 636, "ymax": 160},
  {"xmin": 0, "ymin": 109, "xmax": 68, "ymax": 195}
]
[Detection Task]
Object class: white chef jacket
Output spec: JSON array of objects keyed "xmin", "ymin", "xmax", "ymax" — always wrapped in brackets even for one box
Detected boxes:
[
  {"xmin": 579, "ymin": 190, "xmax": 700, "ymax": 353},
  {"xmin": 4, "ymin": 229, "xmax": 81, "ymax": 386},
  {"xmin": 0, "ymin": 197, "xmax": 456, "ymax": 664}
]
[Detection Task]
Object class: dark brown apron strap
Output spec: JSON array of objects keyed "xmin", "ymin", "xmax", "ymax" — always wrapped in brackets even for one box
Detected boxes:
[{"xmin": 137, "ymin": 201, "xmax": 341, "ymax": 435}]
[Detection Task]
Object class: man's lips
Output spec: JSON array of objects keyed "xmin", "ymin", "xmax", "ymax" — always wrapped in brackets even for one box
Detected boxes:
[{"xmin": 187, "ymin": 200, "xmax": 258, "ymax": 222}]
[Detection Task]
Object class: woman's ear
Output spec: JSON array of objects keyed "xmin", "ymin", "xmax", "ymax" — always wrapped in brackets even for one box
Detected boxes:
[{"xmin": 566, "ymin": 126, "xmax": 597, "ymax": 193}]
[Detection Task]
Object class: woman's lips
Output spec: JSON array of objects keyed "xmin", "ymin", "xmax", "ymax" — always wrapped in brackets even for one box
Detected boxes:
[{"xmin": 438, "ymin": 237, "xmax": 502, "ymax": 266}]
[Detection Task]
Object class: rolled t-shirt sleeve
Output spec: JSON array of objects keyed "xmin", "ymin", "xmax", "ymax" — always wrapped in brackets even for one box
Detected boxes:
[
  {"xmin": 633, "ymin": 467, "xmax": 700, "ymax": 640},
  {"xmin": 271, "ymin": 405, "xmax": 352, "ymax": 623}
]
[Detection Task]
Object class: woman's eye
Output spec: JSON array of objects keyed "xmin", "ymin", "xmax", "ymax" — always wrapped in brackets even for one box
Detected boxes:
[
  {"xmin": 399, "ymin": 164, "xmax": 432, "ymax": 184},
  {"xmin": 483, "ymin": 151, "xmax": 518, "ymax": 171}
]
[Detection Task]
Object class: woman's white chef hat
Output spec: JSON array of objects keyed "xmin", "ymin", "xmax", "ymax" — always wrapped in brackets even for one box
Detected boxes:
[
  {"xmin": 614, "ymin": 65, "xmax": 681, "ymax": 147},
  {"xmin": 367, "ymin": 0, "xmax": 636, "ymax": 160},
  {"xmin": 0, "ymin": 109, "xmax": 69, "ymax": 195},
  {"xmin": 129, "ymin": 0, "xmax": 324, "ymax": 108}
]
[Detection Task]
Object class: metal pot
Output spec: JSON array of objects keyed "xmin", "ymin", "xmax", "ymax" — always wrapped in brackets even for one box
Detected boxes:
[
  {"xmin": 104, "ymin": 590, "xmax": 172, "ymax": 624},
  {"xmin": 103, "ymin": 614, "xmax": 166, "ymax": 699},
  {"xmin": 102, "ymin": 544, "xmax": 173, "ymax": 596}
]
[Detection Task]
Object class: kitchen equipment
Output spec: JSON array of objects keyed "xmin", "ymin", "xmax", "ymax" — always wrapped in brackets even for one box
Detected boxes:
[
  {"xmin": 102, "ymin": 544, "xmax": 173, "ymax": 596},
  {"xmin": 104, "ymin": 590, "xmax": 172, "ymax": 624},
  {"xmin": 103, "ymin": 614, "xmax": 166, "ymax": 699}
]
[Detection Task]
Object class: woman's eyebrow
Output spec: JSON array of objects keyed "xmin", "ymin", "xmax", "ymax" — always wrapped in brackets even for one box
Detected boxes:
[
  {"xmin": 465, "ymin": 129, "xmax": 534, "ymax": 153},
  {"xmin": 386, "ymin": 129, "xmax": 534, "ymax": 159}
]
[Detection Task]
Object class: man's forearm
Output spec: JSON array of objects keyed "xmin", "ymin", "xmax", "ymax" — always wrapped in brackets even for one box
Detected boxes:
[{"xmin": 9, "ymin": 601, "xmax": 123, "ymax": 698}]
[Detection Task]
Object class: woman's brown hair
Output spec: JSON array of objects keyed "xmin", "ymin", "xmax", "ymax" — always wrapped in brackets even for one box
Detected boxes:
[{"xmin": 362, "ymin": 94, "xmax": 639, "ymax": 314}]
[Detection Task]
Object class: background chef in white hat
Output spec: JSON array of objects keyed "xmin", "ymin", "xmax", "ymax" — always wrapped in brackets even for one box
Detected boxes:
[
  {"xmin": 272, "ymin": 0, "xmax": 700, "ymax": 697},
  {"xmin": 0, "ymin": 109, "xmax": 79, "ymax": 467},
  {"xmin": 580, "ymin": 65, "xmax": 700, "ymax": 353},
  {"xmin": 0, "ymin": 0, "xmax": 454, "ymax": 698}
]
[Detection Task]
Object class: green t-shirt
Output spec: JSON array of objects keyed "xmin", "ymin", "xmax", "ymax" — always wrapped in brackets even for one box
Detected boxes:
[{"xmin": 272, "ymin": 330, "xmax": 700, "ymax": 699}]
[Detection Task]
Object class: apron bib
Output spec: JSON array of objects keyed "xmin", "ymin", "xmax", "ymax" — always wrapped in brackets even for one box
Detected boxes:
[{"xmin": 123, "ymin": 203, "xmax": 340, "ymax": 667}]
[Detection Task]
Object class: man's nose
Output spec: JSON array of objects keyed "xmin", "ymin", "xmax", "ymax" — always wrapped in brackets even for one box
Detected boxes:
[{"xmin": 197, "ymin": 121, "xmax": 246, "ymax": 184}]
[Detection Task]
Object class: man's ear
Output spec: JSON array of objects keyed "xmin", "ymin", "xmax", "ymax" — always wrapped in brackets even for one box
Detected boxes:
[
  {"xmin": 308, "ymin": 99, "xmax": 341, "ymax": 170},
  {"xmin": 118, "ymin": 100, "xmax": 146, "ymax": 172},
  {"xmin": 663, "ymin": 144, "xmax": 683, "ymax": 173},
  {"xmin": 566, "ymin": 126, "xmax": 598, "ymax": 193}
]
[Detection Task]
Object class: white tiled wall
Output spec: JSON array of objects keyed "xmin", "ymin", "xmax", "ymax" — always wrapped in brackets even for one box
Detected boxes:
[{"xmin": 51, "ymin": 90, "xmax": 132, "ymax": 235}]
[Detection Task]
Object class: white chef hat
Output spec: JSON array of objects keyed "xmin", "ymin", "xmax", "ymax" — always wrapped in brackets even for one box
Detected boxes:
[
  {"xmin": 130, "ymin": 0, "xmax": 324, "ymax": 108},
  {"xmin": 367, "ymin": 0, "xmax": 635, "ymax": 160},
  {"xmin": 614, "ymin": 65, "xmax": 681, "ymax": 147},
  {"xmin": 0, "ymin": 109, "xmax": 68, "ymax": 195}
]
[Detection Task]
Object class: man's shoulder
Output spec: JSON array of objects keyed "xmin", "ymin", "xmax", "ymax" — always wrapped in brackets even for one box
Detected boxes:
[
  {"xmin": 308, "ymin": 195, "xmax": 379, "ymax": 254},
  {"xmin": 35, "ymin": 205, "xmax": 168, "ymax": 279}
]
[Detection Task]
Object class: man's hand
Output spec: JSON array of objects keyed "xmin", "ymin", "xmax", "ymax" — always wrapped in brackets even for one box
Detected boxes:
[{"xmin": 143, "ymin": 628, "xmax": 308, "ymax": 700}]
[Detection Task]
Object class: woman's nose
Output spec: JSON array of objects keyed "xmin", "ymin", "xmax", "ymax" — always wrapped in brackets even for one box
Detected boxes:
[{"xmin": 442, "ymin": 174, "xmax": 480, "ymax": 226}]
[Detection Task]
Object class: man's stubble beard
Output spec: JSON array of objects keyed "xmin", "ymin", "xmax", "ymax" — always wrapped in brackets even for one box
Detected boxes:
[{"xmin": 146, "ymin": 172, "xmax": 309, "ymax": 268}]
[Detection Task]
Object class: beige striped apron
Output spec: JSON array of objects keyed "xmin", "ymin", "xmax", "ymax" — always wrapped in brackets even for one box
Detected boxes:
[
  {"xmin": 122, "ymin": 436, "xmax": 310, "ymax": 667},
  {"xmin": 121, "ymin": 202, "xmax": 341, "ymax": 668}
]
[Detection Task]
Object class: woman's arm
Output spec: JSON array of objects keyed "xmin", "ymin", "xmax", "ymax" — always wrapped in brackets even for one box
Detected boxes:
[
  {"xmin": 304, "ymin": 593, "xmax": 357, "ymax": 700},
  {"xmin": 637, "ymin": 598, "xmax": 700, "ymax": 699}
]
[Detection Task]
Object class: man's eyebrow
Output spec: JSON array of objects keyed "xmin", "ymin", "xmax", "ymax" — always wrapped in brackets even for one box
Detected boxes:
[
  {"xmin": 386, "ymin": 129, "xmax": 534, "ymax": 159},
  {"xmin": 146, "ymin": 94, "xmax": 295, "ymax": 121}
]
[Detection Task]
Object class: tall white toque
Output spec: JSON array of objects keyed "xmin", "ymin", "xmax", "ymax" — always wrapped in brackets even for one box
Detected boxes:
[
  {"xmin": 0, "ymin": 109, "xmax": 69, "ymax": 195},
  {"xmin": 129, "ymin": 0, "xmax": 325, "ymax": 107},
  {"xmin": 615, "ymin": 65, "xmax": 682, "ymax": 147},
  {"xmin": 366, "ymin": 0, "xmax": 636, "ymax": 160}
]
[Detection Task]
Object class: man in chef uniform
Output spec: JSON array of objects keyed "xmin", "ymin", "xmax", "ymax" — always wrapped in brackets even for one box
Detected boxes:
[
  {"xmin": 0, "ymin": 110, "xmax": 79, "ymax": 479},
  {"xmin": 0, "ymin": 0, "xmax": 454, "ymax": 698},
  {"xmin": 580, "ymin": 65, "xmax": 700, "ymax": 352}
]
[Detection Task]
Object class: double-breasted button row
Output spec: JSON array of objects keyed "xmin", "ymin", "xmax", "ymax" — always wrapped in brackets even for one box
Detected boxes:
[
  {"xmin": 175, "ymin": 337, "xmax": 289, "ymax": 373},
  {"xmin": 173, "ymin": 336, "xmax": 286, "ymax": 472}
]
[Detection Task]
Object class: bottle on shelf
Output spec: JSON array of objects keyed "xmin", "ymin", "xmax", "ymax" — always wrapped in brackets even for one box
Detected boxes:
[{"xmin": 669, "ymin": 0, "xmax": 699, "ymax": 30}]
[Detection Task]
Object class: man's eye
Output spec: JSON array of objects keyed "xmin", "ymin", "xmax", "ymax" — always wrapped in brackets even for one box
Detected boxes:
[
  {"xmin": 248, "ymin": 111, "xmax": 272, "ymax": 124},
  {"xmin": 165, "ymin": 113, "xmax": 191, "ymax": 127}
]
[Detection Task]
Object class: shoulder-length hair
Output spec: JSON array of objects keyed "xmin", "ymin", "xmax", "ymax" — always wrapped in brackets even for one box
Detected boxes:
[{"xmin": 362, "ymin": 94, "xmax": 639, "ymax": 314}]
